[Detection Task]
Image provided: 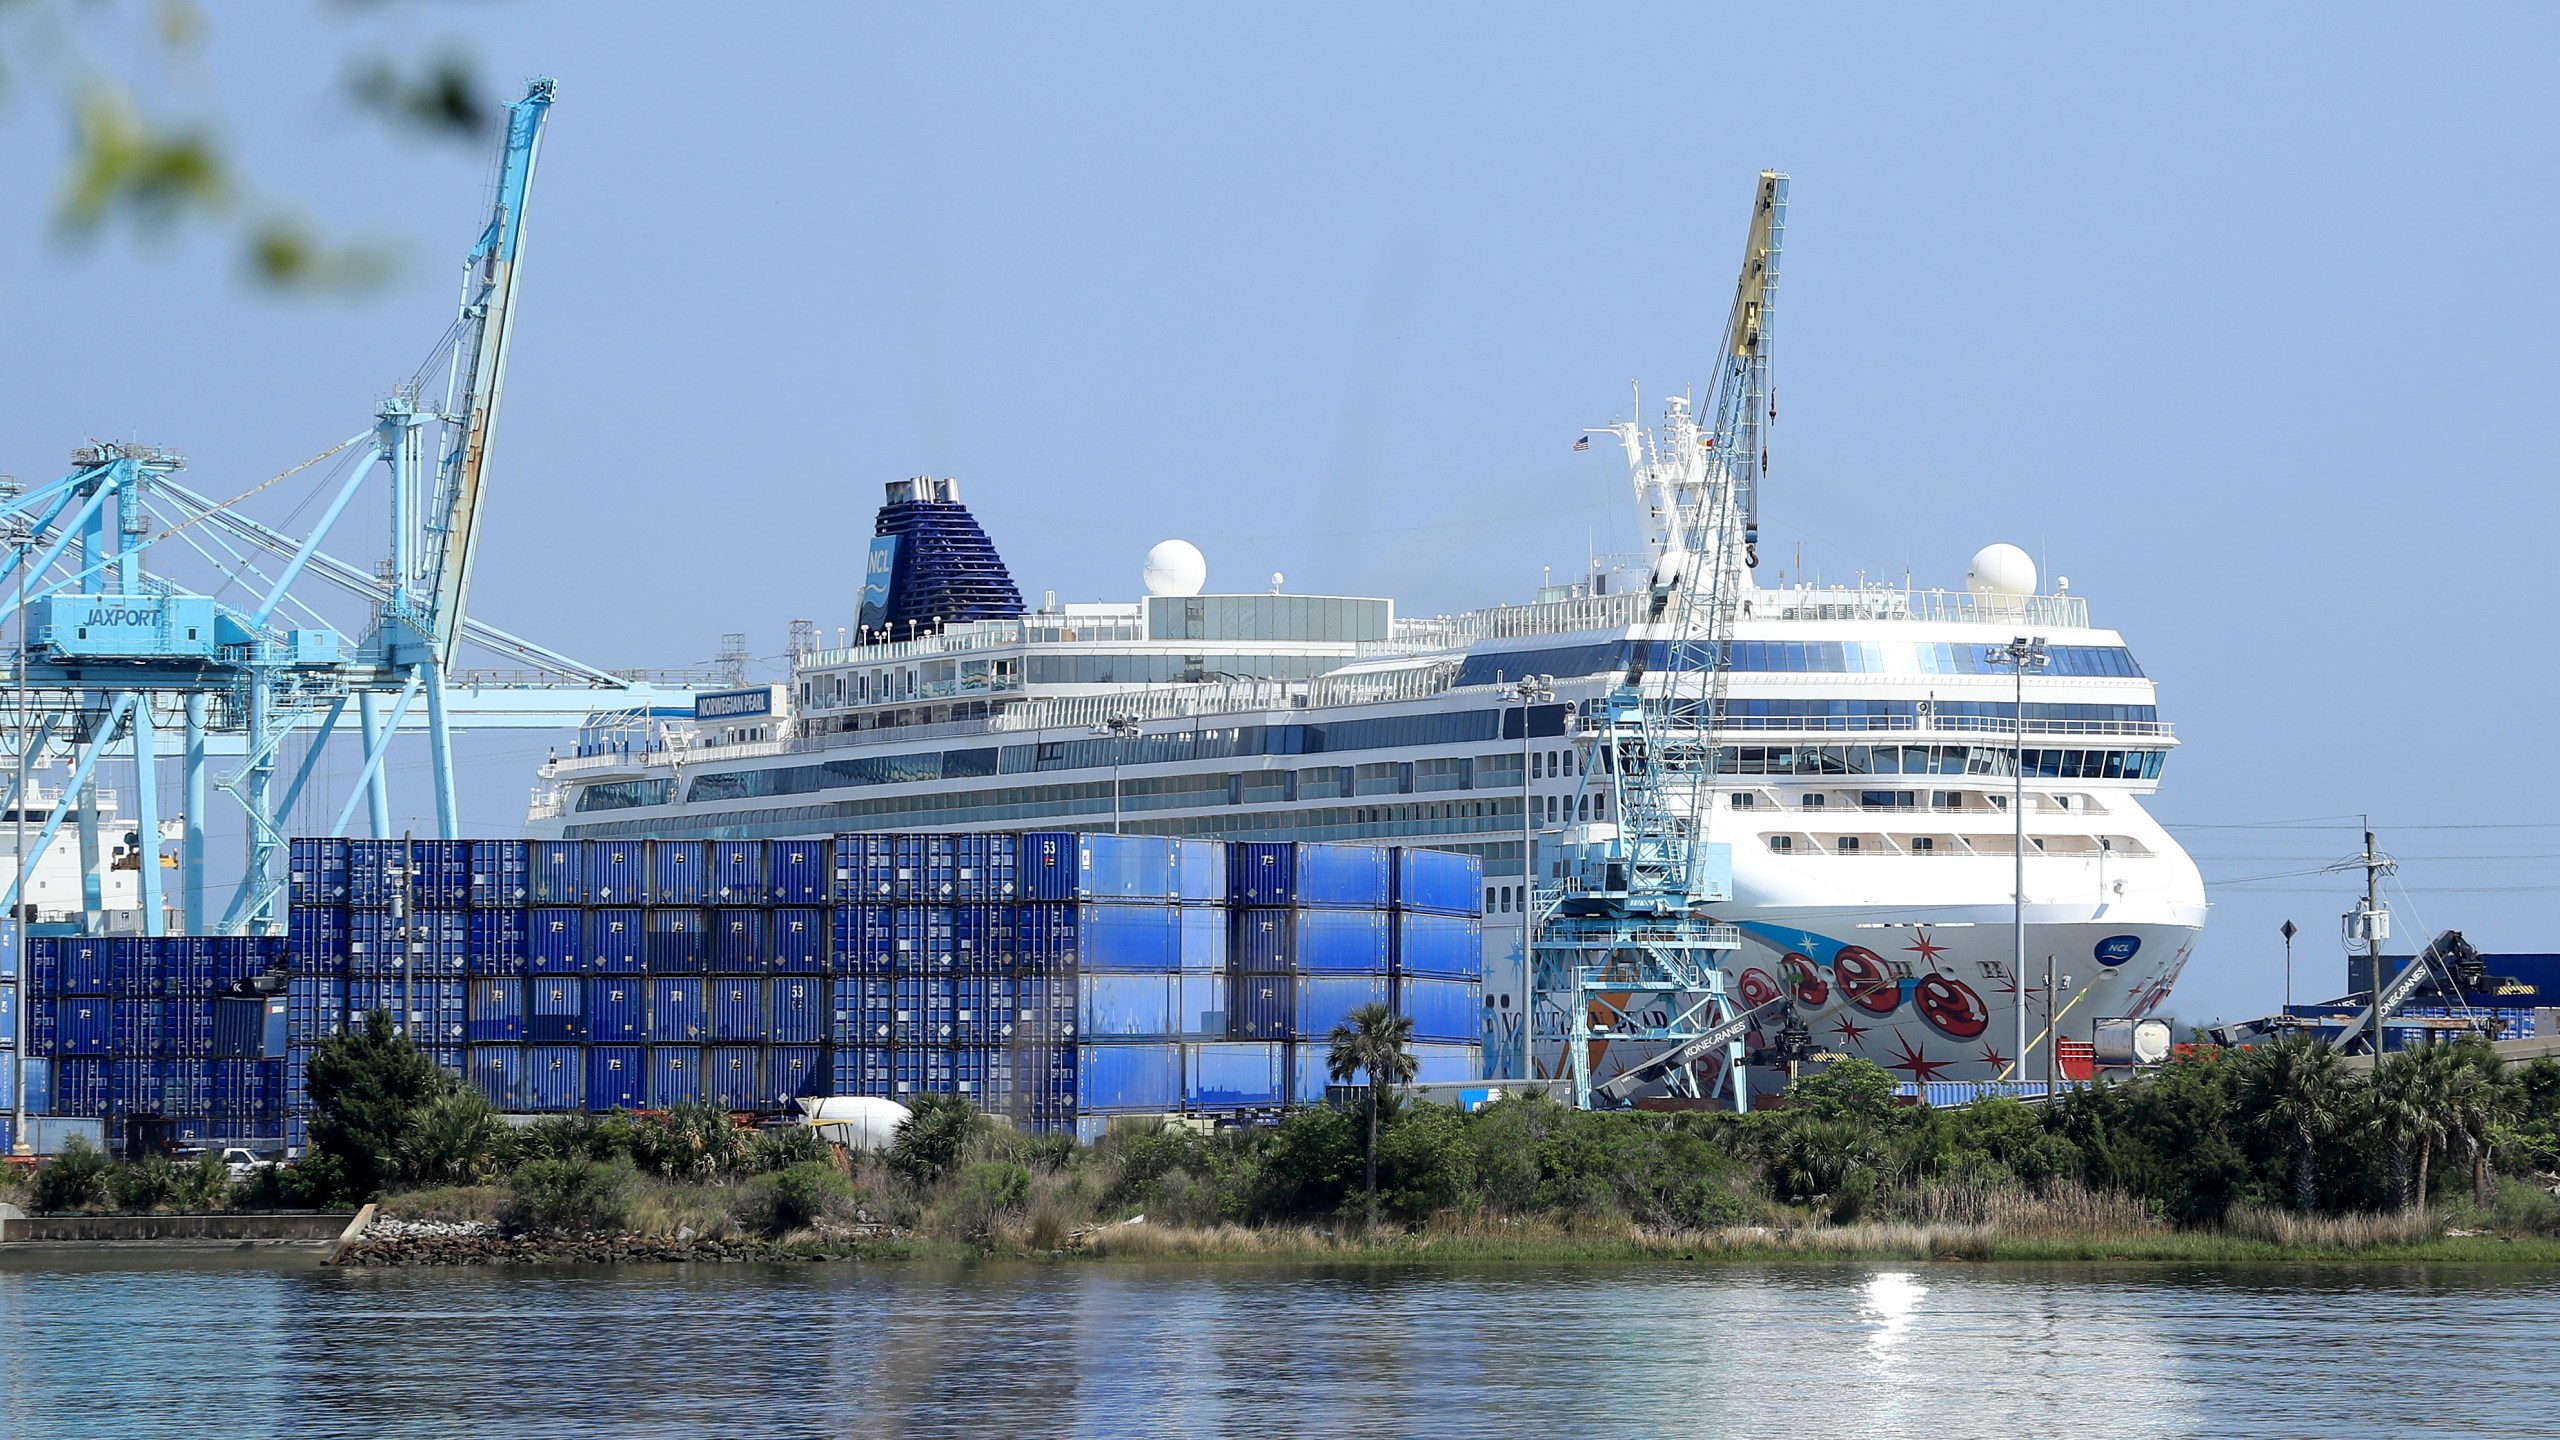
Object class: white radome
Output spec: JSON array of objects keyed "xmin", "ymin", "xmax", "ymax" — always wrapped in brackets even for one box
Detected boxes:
[
  {"xmin": 1966, "ymin": 542, "xmax": 2038, "ymax": 598},
  {"xmin": 1143, "ymin": 539, "xmax": 1209, "ymax": 597}
]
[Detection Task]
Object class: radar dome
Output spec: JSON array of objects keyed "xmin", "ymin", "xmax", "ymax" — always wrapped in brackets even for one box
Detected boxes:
[
  {"xmin": 1966, "ymin": 543, "xmax": 2038, "ymax": 598},
  {"xmin": 1143, "ymin": 539, "xmax": 1208, "ymax": 597}
]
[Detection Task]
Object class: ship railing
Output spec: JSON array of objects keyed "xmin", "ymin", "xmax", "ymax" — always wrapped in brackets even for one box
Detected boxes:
[
  {"xmin": 794, "ymin": 615, "xmax": 1152, "ymax": 670},
  {"xmin": 990, "ymin": 680, "xmax": 1306, "ymax": 734},
  {"xmin": 1306, "ymin": 659, "xmax": 1461, "ymax": 707},
  {"xmin": 1710, "ymin": 715, "xmax": 2173, "ymax": 739},
  {"xmin": 1379, "ymin": 587, "xmax": 2098, "ymax": 653}
]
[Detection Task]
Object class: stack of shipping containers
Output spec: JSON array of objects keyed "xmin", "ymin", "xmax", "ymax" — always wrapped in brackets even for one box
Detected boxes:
[
  {"xmin": 14, "ymin": 833, "xmax": 1479, "ymax": 1154},
  {"xmin": 25, "ymin": 932, "xmax": 284, "ymax": 1151}
]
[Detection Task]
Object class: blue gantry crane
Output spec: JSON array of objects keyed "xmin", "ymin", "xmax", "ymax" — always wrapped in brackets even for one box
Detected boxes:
[
  {"xmin": 0, "ymin": 78, "xmax": 697, "ymax": 937},
  {"xmin": 1532, "ymin": 172, "xmax": 1787, "ymax": 1109}
]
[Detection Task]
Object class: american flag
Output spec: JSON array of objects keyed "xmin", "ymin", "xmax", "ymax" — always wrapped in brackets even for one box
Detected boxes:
[{"xmin": 1571, "ymin": 435, "xmax": 1589, "ymax": 452}]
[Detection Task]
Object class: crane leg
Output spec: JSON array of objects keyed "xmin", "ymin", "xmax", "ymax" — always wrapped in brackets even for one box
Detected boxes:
[
  {"xmin": 75, "ymin": 722, "xmax": 103, "ymax": 926},
  {"xmin": 131, "ymin": 696, "xmax": 163, "ymax": 936},
  {"xmin": 356, "ymin": 689, "xmax": 391, "ymax": 839},
  {"xmin": 183, "ymin": 694, "xmax": 206, "ymax": 932},
  {"xmin": 424, "ymin": 662, "xmax": 458, "ymax": 840}
]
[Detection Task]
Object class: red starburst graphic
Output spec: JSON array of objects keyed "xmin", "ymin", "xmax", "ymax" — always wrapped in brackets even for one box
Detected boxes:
[
  {"xmin": 1904, "ymin": 933, "xmax": 1949, "ymax": 966},
  {"xmin": 1975, "ymin": 1045, "xmax": 2010, "ymax": 1071},
  {"xmin": 1829, "ymin": 1015, "xmax": 1873, "ymax": 1049},
  {"xmin": 1994, "ymin": 974, "xmax": 2043, "ymax": 1001},
  {"xmin": 1885, "ymin": 1035, "xmax": 1955, "ymax": 1082}
]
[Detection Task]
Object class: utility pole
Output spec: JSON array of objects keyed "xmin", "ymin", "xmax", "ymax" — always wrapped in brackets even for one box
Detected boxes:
[
  {"xmin": 2281, "ymin": 918, "xmax": 2297, "ymax": 1012},
  {"xmin": 2361, "ymin": 825, "xmax": 2390, "ymax": 1059},
  {"xmin": 1986, "ymin": 635, "xmax": 2048, "ymax": 1081}
]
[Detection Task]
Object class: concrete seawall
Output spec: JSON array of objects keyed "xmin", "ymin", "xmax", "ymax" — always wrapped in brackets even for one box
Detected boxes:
[{"xmin": 0, "ymin": 1207, "xmax": 361, "ymax": 1248}]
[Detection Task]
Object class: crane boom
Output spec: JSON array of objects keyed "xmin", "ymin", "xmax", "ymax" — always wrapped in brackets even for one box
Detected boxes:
[{"xmin": 428, "ymin": 77, "xmax": 555, "ymax": 668}]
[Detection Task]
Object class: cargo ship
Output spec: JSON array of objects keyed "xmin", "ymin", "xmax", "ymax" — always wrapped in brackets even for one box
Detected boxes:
[{"xmin": 528, "ymin": 190, "xmax": 2207, "ymax": 1098}]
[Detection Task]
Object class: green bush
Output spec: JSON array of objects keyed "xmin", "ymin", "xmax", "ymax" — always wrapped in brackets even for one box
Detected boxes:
[
  {"xmin": 733, "ymin": 1160, "xmax": 855, "ymax": 1238},
  {"xmin": 1022, "ymin": 1132, "xmax": 1080, "ymax": 1175},
  {"xmin": 303, "ymin": 1010, "xmax": 458, "ymax": 1204},
  {"xmin": 629, "ymin": 1103, "xmax": 754, "ymax": 1182},
  {"xmin": 173, "ymin": 1149, "xmax": 232, "ymax": 1211},
  {"xmin": 1374, "ymin": 1103, "xmax": 1474, "ymax": 1220},
  {"xmin": 514, "ymin": 1112, "xmax": 635, "ymax": 1165},
  {"xmin": 747, "ymin": 1126, "xmax": 831, "ymax": 1174},
  {"xmin": 30, "ymin": 1137, "xmax": 111, "ymax": 1212},
  {"xmin": 946, "ymin": 1160, "xmax": 1032, "ymax": 1240},
  {"xmin": 106, "ymin": 1155, "xmax": 180, "ymax": 1212},
  {"xmin": 401, "ymin": 1088, "xmax": 509, "ymax": 1186},
  {"xmin": 498, "ymin": 1158, "xmax": 638, "ymax": 1235},
  {"xmin": 888, "ymin": 1094, "xmax": 980, "ymax": 1188}
]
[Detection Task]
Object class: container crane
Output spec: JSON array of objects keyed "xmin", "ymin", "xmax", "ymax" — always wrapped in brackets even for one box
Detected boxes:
[
  {"xmin": 1532, "ymin": 172, "xmax": 1787, "ymax": 1110},
  {"xmin": 0, "ymin": 78, "xmax": 699, "ymax": 937}
]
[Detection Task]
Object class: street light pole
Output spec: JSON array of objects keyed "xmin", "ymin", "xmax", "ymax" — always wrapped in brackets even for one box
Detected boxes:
[
  {"xmin": 7, "ymin": 505, "xmax": 26, "ymax": 1154},
  {"xmin": 1985, "ymin": 635, "xmax": 2047, "ymax": 1083},
  {"xmin": 1090, "ymin": 714, "xmax": 1141, "ymax": 836},
  {"xmin": 2281, "ymin": 918, "xmax": 2298, "ymax": 1013}
]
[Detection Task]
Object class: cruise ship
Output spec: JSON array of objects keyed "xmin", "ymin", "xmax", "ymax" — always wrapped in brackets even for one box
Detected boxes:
[{"xmin": 527, "ymin": 185, "xmax": 2206, "ymax": 1098}]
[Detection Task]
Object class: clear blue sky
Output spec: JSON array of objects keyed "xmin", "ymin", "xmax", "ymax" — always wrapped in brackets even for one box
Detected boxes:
[{"xmin": 3, "ymin": 3, "xmax": 2555, "ymax": 1024}]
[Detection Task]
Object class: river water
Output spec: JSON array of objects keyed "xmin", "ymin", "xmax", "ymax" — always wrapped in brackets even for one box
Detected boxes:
[{"xmin": 0, "ymin": 1255, "xmax": 2547, "ymax": 1437}]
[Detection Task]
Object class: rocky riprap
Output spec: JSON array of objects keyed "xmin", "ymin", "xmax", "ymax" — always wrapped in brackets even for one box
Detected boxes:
[{"xmin": 331, "ymin": 1219, "xmax": 901, "ymax": 1267}]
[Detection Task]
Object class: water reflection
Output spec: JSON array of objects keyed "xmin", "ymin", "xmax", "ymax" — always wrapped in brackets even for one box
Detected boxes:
[{"xmin": 0, "ymin": 1259, "xmax": 2555, "ymax": 1437}]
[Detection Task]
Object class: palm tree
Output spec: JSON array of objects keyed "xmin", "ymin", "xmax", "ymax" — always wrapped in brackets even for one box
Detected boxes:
[
  {"xmin": 2368, "ymin": 1045, "xmax": 2459, "ymax": 1209},
  {"xmin": 2441, "ymin": 1039, "xmax": 2516, "ymax": 1210},
  {"xmin": 1328, "ymin": 1002, "xmax": 1419, "ymax": 1229},
  {"xmin": 2243, "ymin": 1036, "xmax": 2345, "ymax": 1213}
]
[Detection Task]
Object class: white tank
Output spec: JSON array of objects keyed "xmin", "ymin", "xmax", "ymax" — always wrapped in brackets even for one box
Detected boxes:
[
  {"xmin": 796, "ymin": 1096, "xmax": 912, "ymax": 1150},
  {"xmin": 1142, "ymin": 539, "xmax": 1208, "ymax": 597},
  {"xmin": 1965, "ymin": 543, "xmax": 2038, "ymax": 598},
  {"xmin": 2092, "ymin": 1017, "xmax": 2174, "ymax": 1067}
]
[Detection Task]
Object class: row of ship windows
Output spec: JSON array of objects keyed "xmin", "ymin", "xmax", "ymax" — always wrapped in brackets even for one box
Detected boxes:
[
  {"xmin": 1459, "ymin": 640, "xmax": 2143, "ymax": 686},
  {"xmin": 566, "ymin": 791, "xmax": 1534, "ymax": 877},
  {"xmin": 1763, "ymin": 833, "xmax": 2141, "ymax": 857},
  {"xmin": 1719, "ymin": 745, "xmax": 2168, "ymax": 781}
]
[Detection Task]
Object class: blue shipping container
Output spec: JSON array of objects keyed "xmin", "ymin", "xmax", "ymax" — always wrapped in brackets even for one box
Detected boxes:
[
  {"xmin": 832, "ymin": 1045, "xmax": 893, "ymax": 1098},
  {"xmin": 55, "ymin": 998, "xmax": 112, "ymax": 1056},
  {"xmin": 713, "ymin": 908, "xmax": 770, "ymax": 974},
  {"xmin": 585, "ymin": 841, "xmax": 646, "ymax": 906},
  {"xmin": 893, "ymin": 1046, "xmax": 956, "ymax": 1097},
  {"xmin": 287, "ymin": 976, "xmax": 347, "ymax": 1043},
  {"xmin": 1016, "ymin": 903, "xmax": 1080, "ymax": 972},
  {"xmin": 289, "ymin": 909, "xmax": 349, "ymax": 975},
  {"xmin": 1392, "ymin": 846, "xmax": 1484, "ymax": 917},
  {"xmin": 530, "ymin": 909, "xmax": 584, "ymax": 974},
  {"xmin": 707, "ymin": 977, "xmax": 764, "ymax": 1042},
  {"xmin": 770, "ymin": 837, "xmax": 831, "ymax": 905},
  {"xmin": 644, "ymin": 909, "xmax": 710, "ymax": 973},
  {"xmin": 1172, "ymin": 839, "xmax": 1228, "ymax": 904},
  {"xmin": 410, "ymin": 839, "xmax": 472, "ymax": 909},
  {"xmin": 956, "ymin": 975, "xmax": 1016, "ymax": 1045},
  {"xmin": 111, "ymin": 997, "xmax": 163, "ymax": 1056},
  {"xmin": 58, "ymin": 939, "xmax": 112, "ymax": 994},
  {"xmin": 1078, "ymin": 1043, "xmax": 1180, "ymax": 1112},
  {"xmin": 1400, "ymin": 976, "xmax": 1481, "ymax": 1042},
  {"xmin": 766, "ymin": 1045, "xmax": 825, "ymax": 1105},
  {"xmin": 290, "ymin": 836, "xmax": 351, "ymax": 906},
  {"xmin": 1229, "ymin": 841, "xmax": 1392, "ymax": 909},
  {"xmin": 214, "ymin": 936, "xmax": 274, "ymax": 990},
  {"xmin": 832, "ymin": 905, "xmax": 896, "ymax": 975},
  {"xmin": 467, "ymin": 978, "xmax": 524, "ymax": 1042},
  {"xmin": 955, "ymin": 904, "xmax": 1014, "ymax": 973},
  {"xmin": 1012, "ymin": 975, "xmax": 1075, "ymax": 1044},
  {"xmin": 54, "ymin": 1057, "xmax": 110, "ymax": 1115},
  {"xmin": 711, "ymin": 839, "xmax": 767, "ymax": 904},
  {"xmin": 1232, "ymin": 908, "xmax": 1390, "ymax": 974},
  {"xmin": 530, "ymin": 842, "xmax": 583, "ymax": 904},
  {"xmin": 954, "ymin": 831, "xmax": 1019, "ymax": 901},
  {"xmin": 523, "ymin": 1045, "xmax": 583, "ymax": 1112},
  {"xmin": 1016, "ymin": 831, "xmax": 1077, "ymax": 900},
  {"xmin": 893, "ymin": 833, "xmax": 958, "ymax": 902},
  {"xmin": 895, "ymin": 975, "xmax": 958, "ymax": 1043},
  {"xmin": 1081, "ymin": 973, "xmax": 1175, "ymax": 1038},
  {"xmin": 706, "ymin": 1045, "xmax": 763, "ymax": 1109},
  {"xmin": 588, "ymin": 978, "xmax": 647, "ymax": 1042},
  {"xmin": 648, "ymin": 1046, "xmax": 703, "ymax": 1107},
  {"xmin": 1081, "ymin": 904, "xmax": 1181, "ymax": 974},
  {"xmin": 468, "ymin": 839, "xmax": 532, "ymax": 908},
  {"xmin": 526, "ymin": 975, "xmax": 586, "ymax": 1042},
  {"xmin": 1394, "ymin": 913, "xmax": 1484, "ymax": 980},
  {"xmin": 348, "ymin": 838, "xmax": 404, "ymax": 907},
  {"xmin": 649, "ymin": 840, "xmax": 710, "ymax": 905},
  {"xmin": 833, "ymin": 833, "xmax": 898, "ymax": 902},
  {"xmin": 587, "ymin": 909, "xmax": 645, "ymax": 974},
  {"xmin": 893, "ymin": 905, "xmax": 957, "ymax": 974},
  {"xmin": 1229, "ymin": 972, "xmax": 1389, "ymax": 1041},
  {"xmin": 1186, "ymin": 1042, "xmax": 1286, "ymax": 1108},
  {"xmin": 1175, "ymin": 971, "xmax": 1226, "ymax": 1037},
  {"xmin": 468, "ymin": 1046, "xmax": 522, "ymax": 1110},
  {"xmin": 831, "ymin": 976, "xmax": 896, "ymax": 1044},
  {"xmin": 1178, "ymin": 908, "xmax": 1228, "ymax": 972},
  {"xmin": 1075, "ymin": 833, "xmax": 1177, "ymax": 901},
  {"xmin": 162, "ymin": 998, "xmax": 214, "ymax": 1059},
  {"xmin": 649, "ymin": 977, "xmax": 706, "ymax": 1042},
  {"xmin": 110, "ymin": 940, "xmax": 163, "ymax": 999},
  {"xmin": 587, "ymin": 1045, "xmax": 647, "ymax": 1111},
  {"xmin": 468, "ymin": 910, "xmax": 530, "ymax": 974},
  {"xmin": 770, "ymin": 976, "xmax": 827, "ymax": 1043},
  {"xmin": 772, "ymin": 908, "xmax": 828, "ymax": 973}
]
